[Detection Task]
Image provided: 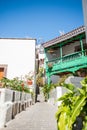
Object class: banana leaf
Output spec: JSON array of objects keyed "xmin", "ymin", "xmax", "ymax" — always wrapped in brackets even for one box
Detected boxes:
[{"xmin": 69, "ymin": 96, "xmax": 86, "ymax": 129}]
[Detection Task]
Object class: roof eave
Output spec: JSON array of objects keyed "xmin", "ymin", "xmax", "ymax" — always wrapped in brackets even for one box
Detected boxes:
[{"xmin": 43, "ymin": 26, "xmax": 85, "ymax": 48}]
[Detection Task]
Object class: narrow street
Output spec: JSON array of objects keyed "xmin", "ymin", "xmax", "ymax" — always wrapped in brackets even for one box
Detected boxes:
[{"xmin": 0, "ymin": 102, "xmax": 57, "ymax": 130}]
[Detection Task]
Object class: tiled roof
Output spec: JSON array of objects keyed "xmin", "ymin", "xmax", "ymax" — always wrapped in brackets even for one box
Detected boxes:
[{"xmin": 43, "ymin": 26, "xmax": 85, "ymax": 48}]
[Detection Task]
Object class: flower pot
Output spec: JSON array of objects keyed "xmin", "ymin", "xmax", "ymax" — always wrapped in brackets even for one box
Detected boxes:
[{"xmin": 27, "ymin": 80, "xmax": 32, "ymax": 85}]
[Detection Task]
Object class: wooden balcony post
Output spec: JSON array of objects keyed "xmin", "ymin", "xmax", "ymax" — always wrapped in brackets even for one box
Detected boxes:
[
  {"xmin": 48, "ymin": 75, "xmax": 51, "ymax": 86},
  {"xmin": 60, "ymin": 45, "xmax": 62, "ymax": 62},
  {"xmin": 80, "ymin": 38, "xmax": 84, "ymax": 56}
]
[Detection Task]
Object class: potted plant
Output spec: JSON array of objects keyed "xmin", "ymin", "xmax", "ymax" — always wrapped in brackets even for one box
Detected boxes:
[
  {"xmin": 42, "ymin": 83, "xmax": 55, "ymax": 101},
  {"xmin": 47, "ymin": 63, "xmax": 53, "ymax": 68},
  {"xmin": 25, "ymin": 72, "xmax": 34, "ymax": 86},
  {"xmin": 27, "ymin": 79, "xmax": 33, "ymax": 85}
]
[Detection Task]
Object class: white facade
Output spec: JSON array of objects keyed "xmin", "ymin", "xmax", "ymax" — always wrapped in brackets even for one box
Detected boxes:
[
  {"xmin": 36, "ymin": 44, "xmax": 45, "ymax": 69},
  {"xmin": 0, "ymin": 38, "xmax": 36, "ymax": 79}
]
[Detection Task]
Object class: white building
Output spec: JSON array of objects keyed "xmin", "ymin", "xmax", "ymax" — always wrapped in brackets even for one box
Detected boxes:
[
  {"xmin": 36, "ymin": 44, "xmax": 45, "ymax": 71},
  {"xmin": 0, "ymin": 38, "xmax": 36, "ymax": 79}
]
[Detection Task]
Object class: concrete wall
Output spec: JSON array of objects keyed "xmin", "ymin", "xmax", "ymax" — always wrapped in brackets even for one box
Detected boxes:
[
  {"xmin": 48, "ymin": 86, "xmax": 67, "ymax": 106},
  {"xmin": 0, "ymin": 88, "xmax": 33, "ymax": 128},
  {"xmin": 48, "ymin": 76, "xmax": 84, "ymax": 106}
]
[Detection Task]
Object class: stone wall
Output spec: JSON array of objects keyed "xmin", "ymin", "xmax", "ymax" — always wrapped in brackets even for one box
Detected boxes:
[
  {"xmin": 48, "ymin": 76, "xmax": 84, "ymax": 106},
  {"xmin": 48, "ymin": 86, "xmax": 67, "ymax": 106},
  {"xmin": 0, "ymin": 88, "xmax": 33, "ymax": 128}
]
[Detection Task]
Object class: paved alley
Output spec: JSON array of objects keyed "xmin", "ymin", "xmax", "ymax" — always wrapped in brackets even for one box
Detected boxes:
[{"xmin": 0, "ymin": 102, "xmax": 57, "ymax": 130}]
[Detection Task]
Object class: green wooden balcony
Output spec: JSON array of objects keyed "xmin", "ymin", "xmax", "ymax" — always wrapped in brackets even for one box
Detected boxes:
[{"xmin": 46, "ymin": 50, "xmax": 87, "ymax": 75}]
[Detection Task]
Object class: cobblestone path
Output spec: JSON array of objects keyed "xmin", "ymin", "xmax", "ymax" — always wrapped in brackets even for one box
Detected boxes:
[{"xmin": 0, "ymin": 102, "xmax": 57, "ymax": 130}]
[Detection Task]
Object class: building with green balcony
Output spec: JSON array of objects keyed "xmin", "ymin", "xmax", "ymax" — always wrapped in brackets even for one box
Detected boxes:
[{"xmin": 43, "ymin": 26, "xmax": 87, "ymax": 84}]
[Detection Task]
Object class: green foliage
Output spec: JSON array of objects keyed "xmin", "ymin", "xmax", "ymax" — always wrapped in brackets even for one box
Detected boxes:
[
  {"xmin": 36, "ymin": 77, "xmax": 44, "ymax": 87},
  {"xmin": 58, "ymin": 74, "xmax": 73, "ymax": 86},
  {"xmin": 82, "ymin": 115, "xmax": 87, "ymax": 130},
  {"xmin": 55, "ymin": 77, "xmax": 87, "ymax": 130},
  {"xmin": 0, "ymin": 77, "xmax": 10, "ymax": 88},
  {"xmin": 0, "ymin": 77, "xmax": 31, "ymax": 93},
  {"xmin": 36, "ymin": 67, "xmax": 45, "ymax": 87},
  {"xmin": 42, "ymin": 83, "xmax": 54, "ymax": 101},
  {"xmin": 25, "ymin": 71, "xmax": 34, "ymax": 80}
]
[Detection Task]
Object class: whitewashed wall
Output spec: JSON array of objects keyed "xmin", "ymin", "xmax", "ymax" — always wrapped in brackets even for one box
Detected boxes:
[{"xmin": 0, "ymin": 38, "xmax": 36, "ymax": 79}]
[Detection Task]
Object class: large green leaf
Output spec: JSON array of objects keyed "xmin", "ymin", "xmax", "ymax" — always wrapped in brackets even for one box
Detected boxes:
[
  {"xmin": 63, "ymin": 83, "xmax": 75, "ymax": 91},
  {"xmin": 58, "ymin": 112, "xmax": 67, "ymax": 130},
  {"xmin": 57, "ymin": 106, "xmax": 71, "ymax": 130},
  {"xmin": 77, "ymin": 88, "xmax": 85, "ymax": 95},
  {"xmin": 56, "ymin": 77, "xmax": 87, "ymax": 130},
  {"xmin": 69, "ymin": 96, "xmax": 86, "ymax": 128},
  {"xmin": 58, "ymin": 92, "xmax": 73, "ymax": 101}
]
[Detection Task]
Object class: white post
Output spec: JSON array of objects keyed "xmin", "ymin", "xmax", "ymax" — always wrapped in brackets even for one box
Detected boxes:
[{"xmin": 56, "ymin": 87, "xmax": 62, "ymax": 106}]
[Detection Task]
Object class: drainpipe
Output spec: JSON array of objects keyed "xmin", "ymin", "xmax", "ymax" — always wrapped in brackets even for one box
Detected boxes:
[{"xmin": 48, "ymin": 75, "xmax": 51, "ymax": 86}]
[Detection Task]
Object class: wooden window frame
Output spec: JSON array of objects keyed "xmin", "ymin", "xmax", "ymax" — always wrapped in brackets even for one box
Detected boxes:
[{"xmin": 0, "ymin": 64, "xmax": 8, "ymax": 78}]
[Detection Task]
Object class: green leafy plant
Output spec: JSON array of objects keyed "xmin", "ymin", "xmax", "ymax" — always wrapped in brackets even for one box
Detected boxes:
[
  {"xmin": 25, "ymin": 71, "xmax": 34, "ymax": 80},
  {"xmin": 0, "ymin": 77, "xmax": 10, "ymax": 88},
  {"xmin": 0, "ymin": 77, "xmax": 31, "ymax": 93},
  {"xmin": 55, "ymin": 77, "xmax": 87, "ymax": 130},
  {"xmin": 36, "ymin": 67, "xmax": 45, "ymax": 87},
  {"xmin": 42, "ymin": 83, "xmax": 55, "ymax": 101}
]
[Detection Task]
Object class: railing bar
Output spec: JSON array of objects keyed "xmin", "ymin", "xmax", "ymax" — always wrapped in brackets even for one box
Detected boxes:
[{"xmin": 47, "ymin": 50, "xmax": 87, "ymax": 65}]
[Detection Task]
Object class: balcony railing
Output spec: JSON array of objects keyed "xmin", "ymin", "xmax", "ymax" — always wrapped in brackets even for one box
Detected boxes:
[{"xmin": 46, "ymin": 50, "xmax": 87, "ymax": 66}]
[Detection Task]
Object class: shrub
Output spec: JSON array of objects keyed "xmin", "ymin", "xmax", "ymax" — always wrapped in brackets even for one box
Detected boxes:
[{"xmin": 55, "ymin": 77, "xmax": 87, "ymax": 130}]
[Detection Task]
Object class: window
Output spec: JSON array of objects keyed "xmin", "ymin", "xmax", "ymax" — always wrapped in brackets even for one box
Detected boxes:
[{"xmin": 0, "ymin": 65, "xmax": 7, "ymax": 79}]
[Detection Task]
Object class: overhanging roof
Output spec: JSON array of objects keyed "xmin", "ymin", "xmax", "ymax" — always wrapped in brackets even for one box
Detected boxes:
[{"xmin": 43, "ymin": 26, "xmax": 85, "ymax": 48}]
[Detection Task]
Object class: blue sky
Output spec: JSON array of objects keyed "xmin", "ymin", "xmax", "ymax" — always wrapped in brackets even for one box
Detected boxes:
[{"xmin": 0, "ymin": 0, "xmax": 84, "ymax": 43}]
